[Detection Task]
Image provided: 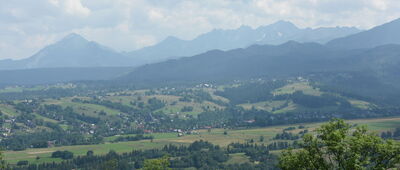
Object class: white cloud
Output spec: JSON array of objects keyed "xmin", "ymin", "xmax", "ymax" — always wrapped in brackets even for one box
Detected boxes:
[
  {"xmin": 370, "ymin": 0, "xmax": 388, "ymax": 11},
  {"xmin": 64, "ymin": 0, "xmax": 91, "ymax": 16},
  {"xmin": 1, "ymin": 0, "xmax": 400, "ymax": 60},
  {"xmin": 148, "ymin": 9, "xmax": 165, "ymax": 21},
  {"xmin": 48, "ymin": 0, "xmax": 60, "ymax": 6}
]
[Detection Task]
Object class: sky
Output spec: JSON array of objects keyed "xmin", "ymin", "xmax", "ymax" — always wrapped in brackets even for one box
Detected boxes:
[{"xmin": 1, "ymin": 0, "xmax": 400, "ymax": 60}]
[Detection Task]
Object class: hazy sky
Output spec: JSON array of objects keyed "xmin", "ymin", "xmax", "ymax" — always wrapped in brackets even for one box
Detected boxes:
[{"xmin": 1, "ymin": 0, "xmax": 400, "ymax": 60}]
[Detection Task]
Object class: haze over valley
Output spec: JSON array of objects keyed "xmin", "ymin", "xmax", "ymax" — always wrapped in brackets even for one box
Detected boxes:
[{"xmin": 1, "ymin": 1, "xmax": 400, "ymax": 169}]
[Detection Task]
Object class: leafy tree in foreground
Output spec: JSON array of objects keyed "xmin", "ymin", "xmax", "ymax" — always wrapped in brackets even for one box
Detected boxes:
[{"xmin": 279, "ymin": 119, "xmax": 400, "ymax": 170}]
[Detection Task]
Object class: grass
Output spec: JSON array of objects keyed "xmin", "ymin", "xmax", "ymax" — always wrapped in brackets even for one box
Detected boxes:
[
  {"xmin": 225, "ymin": 153, "xmax": 250, "ymax": 165},
  {"xmin": 3, "ymin": 126, "xmax": 279, "ymax": 163},
  {"xmin": 5, "ymin": 140, "xmax": 183, "ymax": 164},
  {"xmin": 160, "ymin": 101, "xmax": 223, "ymax": 117},
  {"xmin": 103, "ymin": 94, "xmax": 225, "ymax": 117},
  {"xmin": 349, "ymin": 99, "xmax": 372, "ymax": 109},
  {"xmin": 0, "ymin": 86, "xmax": 47, "ymax": 94},
  {"xmin": 272, "ymin": 102, "xmax": 297, "ymax": 114},
  {"xmin": 0, "ymin": 104, "xmax": 18, "ymax": 116},
  {"xmin": 203, "ymin": 88, "xmax": 230, "ymax": 103},
  {"xmin": 0, "ymin": 87, "xmax": 24, "ymax": 93},
  {"xmin": 239, "ymin": 100, "xmax": 297, "ymax": 114},
  {"xmin": 4, "ymin": 116, "xmax": 400, "ymax": 164},
  {"xmin": 164, "ymin": 129, "xmax": 275, "ymax": 147},
  {"xmin": 273, "ymin": 82, "xmax": 321, "ymax": 96},
  {"xmin": 239, "ymin": 100, "xmax": 285, "ymax": 111},
  {"xmin": 104, "ymin": 96, "xmax": 137, "ymax": 106},
  {"xmin": 32, "ymin": 113, "xmax": 58, "ymax": 123},
  {"xmin": 350, "ymin": 118, "xmax": 400, "ymax": 131},
  {"xmin": 238, "ymin": 82, "xmax": 329, "ymax": 114},
  {"xmin": 44, "ymin": 98, "xmax": 121, "ymax": 117}
]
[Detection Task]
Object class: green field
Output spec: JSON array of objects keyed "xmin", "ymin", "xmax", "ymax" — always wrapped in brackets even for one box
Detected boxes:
[
  {"xmin": 239, "ymin": 100, "xmax": 297, "ymax": 114},
  {"xmin": 0, "ymin": 81, "xmax": 396, "ymax": 165},
  {"xmin": 238, "ymin": 81, "xmax": 373, "ymax": 114},
  {"xmin": 0, "ymin": 84, "xmax": 75, "ymax": 94},
  {"xmin": 44, "ymin": 98, "xmax": 121, "ymax": 117},
  {"xmin": 5, "ymin": 140, "xmax": 176, "ymax": 164},
  {"xmin": 0, "ymin": 86, "xmax": 45, "ymax": 94},
  {"xmin": 5, "ymin": 117, "xmax": 400, "ymax": 164},
  {"xmin": 0, "ymin": 104, "xmax": 19, "ymax": 116},
  {"xmin": 224, "ymin": 153, "xmax": 250, "ymax": 165},
  {"xmin": 239, "ymin": 82, "xmax": 359, "ymax": 113},
  {"xmin": 273, "ymin": 82, "xmax": 321, "ymax": 96}
]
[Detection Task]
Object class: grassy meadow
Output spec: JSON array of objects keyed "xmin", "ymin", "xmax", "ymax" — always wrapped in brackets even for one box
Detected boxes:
[{"xmin": 4, "ymin": 116, "xmax": 400, "ymax": 164}]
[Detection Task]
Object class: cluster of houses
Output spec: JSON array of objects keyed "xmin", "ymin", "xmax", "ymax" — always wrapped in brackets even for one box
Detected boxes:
[
  {"xmin": 0, "ymin": 118, "xmax": 17, "ymax": 137},
  {"xmin": 195, "ymin": 83, "xmax": 214, "ymax": 88},
  {"xmin": 172, "ymin": 128, "xmax": 200, "ymax": 137}
]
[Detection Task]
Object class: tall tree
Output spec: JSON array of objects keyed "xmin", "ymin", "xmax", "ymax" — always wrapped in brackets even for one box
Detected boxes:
[
  {"xmin": 0, "ymin": 150, "xmax": 5, "ymax": 169},
  {"xmin": 279, "ymin": 119, "xmax": 400, "ymax": 170},
  {"xmin": 143, "ymin": 156, "xmax": 171, "ymax": 170}
]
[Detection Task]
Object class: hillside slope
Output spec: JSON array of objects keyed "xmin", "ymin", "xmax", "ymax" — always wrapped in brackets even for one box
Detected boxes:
[{"xmin": 327, "ymin": 18, "xmax": 400, "ymax": 49}]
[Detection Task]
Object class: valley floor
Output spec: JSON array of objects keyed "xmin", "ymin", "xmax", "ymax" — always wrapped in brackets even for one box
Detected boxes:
[{"xmin": 5, "ymin": 116, "xmax": 400, "ymax": 164}]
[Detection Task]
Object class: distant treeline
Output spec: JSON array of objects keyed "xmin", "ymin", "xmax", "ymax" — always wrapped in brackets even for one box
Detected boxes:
[
  {"xmin": 112, "ymin": 134, "xmax": 153, "ymax": 143},
  {"xmin": 7, "ymin": 140, "xmax": 278, "ymax": 170}
]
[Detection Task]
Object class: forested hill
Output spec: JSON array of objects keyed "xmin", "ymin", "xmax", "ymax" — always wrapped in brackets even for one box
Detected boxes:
[
  {"xmin": 0, "ymin": 67, "xmax": 134, "ymax": 86},
  {"xmin": 120, "ymin": 42, "xmax": 334, "ymax": 83},
  {"xmin": 118, "ymin": 42, "xmax": 400, "ymax": 85}
]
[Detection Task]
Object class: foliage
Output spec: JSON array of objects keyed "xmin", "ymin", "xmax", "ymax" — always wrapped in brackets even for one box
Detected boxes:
[
  {"xmin": 273, "ymin": 131, "xmax": 299, "ymax": 140},
  {"xmin": 0, "ymin": 150, "xmax": 5, "ymax": 169},
  {"xmin": 215, "ymin": 81, "xmax": 286, "ymax": 105},
  {"xmin": 1, "ymin": 79, "xmax": 399, "ymax": 153},
  {"xmin": 16, "ymin": 160, "xmax": 29, "ymax": 166},
  {"xmin": 0, "ymin": 130, "xmax": 103, "ymax": 151},
  {"xmin": 180, "ymin": 106, "xmax": 193, "ymax": 112},
  {"xmin": 381, "ymin": 127, "xmax": 400, "ymax": 139},
  {"xmin": 279, "ymin": 119, "xmax": 400, "ymax": 170},
  {"xmin": 290, "ymin": 91, "xmax": 351, "ymax": 108},
  {"xmin": 8, "ymin": 140, "xmax": 271, "ymax": 170},
  {"xmin": 51, "ymin": 150, "xmax": 74, "ymax": 160},
  {"xmin": 143, "ymin": 156, "xmax": 171, "ymax": 170},
  {"xmin": 112, "ymin": 134, "xmax": 153, "ymax": 143}
]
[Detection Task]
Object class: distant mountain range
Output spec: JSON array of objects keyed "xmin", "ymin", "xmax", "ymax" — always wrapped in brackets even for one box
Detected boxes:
[
  {"xmin": 120, "ymin": 17, "xmax": 400, "ymax": 85},
  {"xmin": 0, "ymin": 33, "xmax": 133, "ymax": 70},
  {"xmin": 0, "ymin": 21, "xmax": 361, "ymax": 70},
  {"xmin": 126, "ymin": 21, "xmax": 360, "ymax": 65},
  {"xmin": 1, "ymin": 18, "xmax": 400, "ymax": 86}
]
